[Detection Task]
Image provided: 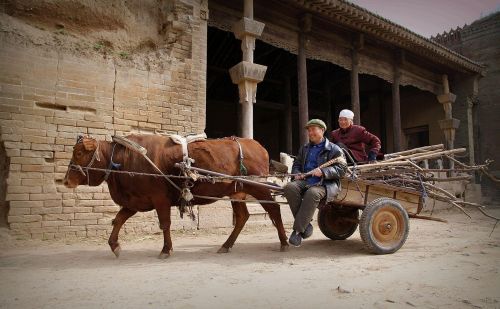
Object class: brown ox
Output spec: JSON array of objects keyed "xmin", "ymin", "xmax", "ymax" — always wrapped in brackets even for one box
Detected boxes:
[{"xmin": 63, "ymin": 134, "xmax": 289, "ymax": 258}]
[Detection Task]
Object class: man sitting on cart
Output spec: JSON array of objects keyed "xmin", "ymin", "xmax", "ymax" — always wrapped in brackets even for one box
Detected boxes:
[
  {"xmin": 330, "ymin": 109, "xmax": 381, "ymax": 163},
  {"xmin": 283, "ymin": 119, "xmax": 348, "ymax": 247}
]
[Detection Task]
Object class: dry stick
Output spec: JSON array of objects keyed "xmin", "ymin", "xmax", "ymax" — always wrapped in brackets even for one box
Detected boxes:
[
  {"xmin": 408, "ymin": 213, "xmax": 448, "ymax": 223},
  {"xmin": 445, "ymin": 154, "xmax": 469, "ymax": 168},
  {"xmin": 388, "ymin": 178, "xmax": 500, "ymax": 223},
  {"xmin": 406, "ymin": 160, "xmax": 424, "ymax": 171},
  {"xmin": 480, "ymin": 167, "xmax": 500, "ymax": 183},
  {"xmin": 384, "ymin": 148, "xmax": 446, "ymax": 163},
  {"xmin": 445, "ymin": 155, "xmax": 499, "ymax": 183},
  {"xmin": 357, "ymin": 149, "xmax": 466, "ymax": 171},
  {"xmin": 422, "ymin": 175, "xmax": 473, "ymax": 182},
  {"xmin": 384, "ymin": 178, "xmax": 472, "ymax": 218},
  {"xmin": 384, "ymin": 144, "xmax": 444, "ymax": 159},
  {"xmin": 408, "ymin": 148, "xmax": 466, "ymax": 162}
]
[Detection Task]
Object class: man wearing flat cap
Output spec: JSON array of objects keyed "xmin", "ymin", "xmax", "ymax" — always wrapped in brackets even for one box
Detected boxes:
[
  {"xmin": 283, "ymin": 119, "xmax": 348, "ymax": 247},
  {"xmin": 331, "ymin": 109, "xmax": 381, "ymax": 163}
]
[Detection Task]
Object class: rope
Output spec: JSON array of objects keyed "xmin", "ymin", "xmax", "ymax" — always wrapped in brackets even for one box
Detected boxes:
[
  {"xmin": 416, "ymin": 171, "xmax": 428, "ymax": 203},
  {"xmin": 190, "ymin": 194, "xmax": 290, "ymax": 205},
  {"xmin": 69, "ymin": 165, "xmax": 295, "ymax": 181}
]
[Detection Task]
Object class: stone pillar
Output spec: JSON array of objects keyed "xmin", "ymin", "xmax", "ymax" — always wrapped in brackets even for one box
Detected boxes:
[
  {"xmin": 466, "ymin": 95, "xmax": 477, "ymax": 166},
  {"xmin": 350, "ymin": 49, "xmax": 361, "ymax": 125},
  {"xmin": 392, "ymin": 67, "xmax": 402, "ymax": 152},
  {"xmin": 437, "ymin": 75, "xmax": 460, "ymax": 149},
  {"xmin": 437, "ymin": 75, "xmax": 460, "ymax": 170},
  {"xmin": 229, "ymin": 0, "xmax": 267, "ymax": 139},
  {"xmin": 298, "ymin": 14, "xmax": 311, "ymax": 145}
]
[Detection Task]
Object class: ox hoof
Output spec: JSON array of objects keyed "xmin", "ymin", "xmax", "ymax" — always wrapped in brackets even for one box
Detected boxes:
[
  {"xmin": 158, "ymin": 252, "xmax": 171, "ymax": 259},
  {"xmin": 217, "ymin": 246, "xmax": 230, "ymax": 254},
  {"xmin": 112, "ymin": 245, "xmax": 121, "ymax": 258},
  {"xmin": 280, "ymin": 244, "xmax": 290, "ymax": 252}
]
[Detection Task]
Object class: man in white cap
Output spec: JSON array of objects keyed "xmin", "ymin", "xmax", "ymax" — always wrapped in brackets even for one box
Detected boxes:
[
  {"xmin": 283, "ymin": 119, "xmax": 347, "ymax": 247},
  {"xmin": 330, "ymin": 109, "xmax": 381, "ymax": 163}
]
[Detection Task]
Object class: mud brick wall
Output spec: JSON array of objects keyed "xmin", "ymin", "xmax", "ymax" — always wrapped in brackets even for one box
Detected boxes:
[
  {"xmin": 0, "ymin": 0, "xmax": 211, "ymax": 239},
  {"xmin": 438, "ymin": 13, "xmax": 500, "ymax": 200}
]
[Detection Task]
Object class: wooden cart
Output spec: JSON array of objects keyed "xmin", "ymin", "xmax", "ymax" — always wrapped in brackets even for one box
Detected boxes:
[{"xmin": 317, "ymin": 177, "xmax": 425, "ymax": 255}]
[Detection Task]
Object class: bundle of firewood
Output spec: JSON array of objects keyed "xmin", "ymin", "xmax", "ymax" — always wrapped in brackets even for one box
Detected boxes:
[{"xmin": 347, "ymin": 144, "xmax": 499, "ymax": 223}]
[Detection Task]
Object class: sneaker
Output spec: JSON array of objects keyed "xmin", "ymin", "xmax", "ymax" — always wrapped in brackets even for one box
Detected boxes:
[
  {"xmin": 301, "ymin": 223, "xmax": 313, "ymax": 239},
  {"xmin": 289, "ymin": 231, "xmax": 302, "ymax": 247}
]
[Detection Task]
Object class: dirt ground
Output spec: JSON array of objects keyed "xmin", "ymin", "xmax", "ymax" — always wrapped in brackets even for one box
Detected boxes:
[{"xmin": 0, "ymin": 208, "xmax": 499, "ymax": 309}]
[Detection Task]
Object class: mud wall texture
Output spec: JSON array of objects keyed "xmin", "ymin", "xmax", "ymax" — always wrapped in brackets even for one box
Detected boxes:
[{"xmin": 0, "ymin": 0, "xmax": 212, "ymax": 239}]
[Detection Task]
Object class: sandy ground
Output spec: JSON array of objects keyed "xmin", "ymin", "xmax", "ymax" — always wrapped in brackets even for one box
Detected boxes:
[{"xmin": 0, "ymin": 208, "xmax": 499, "ymax": 309}]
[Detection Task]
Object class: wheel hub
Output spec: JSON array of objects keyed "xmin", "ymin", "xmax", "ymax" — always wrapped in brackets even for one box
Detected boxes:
[{"xmin": 372, "ymin": 207, "xmax": 403, "ymax": 244}]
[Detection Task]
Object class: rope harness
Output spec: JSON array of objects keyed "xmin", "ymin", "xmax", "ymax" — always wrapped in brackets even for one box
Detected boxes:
[{"xmin": 67, "ymin": 136, "xmax": 351, "ymax": 218}]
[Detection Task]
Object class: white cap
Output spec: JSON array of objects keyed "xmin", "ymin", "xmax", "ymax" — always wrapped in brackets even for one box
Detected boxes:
[{"xmin": 339, "ymin": 109, "xmax": 354, "ymax": 120}]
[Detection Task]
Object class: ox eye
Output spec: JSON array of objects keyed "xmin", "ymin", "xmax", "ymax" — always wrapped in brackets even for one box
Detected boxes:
[{"xmin": 76, "ymin": 151, "xmax": 83, "ymax": 157}]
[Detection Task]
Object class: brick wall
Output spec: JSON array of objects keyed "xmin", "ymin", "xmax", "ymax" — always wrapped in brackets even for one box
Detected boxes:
[
  {"xmin": 440, "ymin": 13, "xmax": 500, "ymax": 200},
  {"xmin": 0, "ymin": 0, "xmax": 213, "ymax": 239}
]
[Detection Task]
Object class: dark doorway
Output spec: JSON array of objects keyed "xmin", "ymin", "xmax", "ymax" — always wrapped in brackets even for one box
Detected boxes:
[
  {"xmin": 207, "ymin": 26, "xmax": 356, "ymax": 159},
  {"xmin": 405, "ymin": 125, "xmax": 430, "ymax": 149}
]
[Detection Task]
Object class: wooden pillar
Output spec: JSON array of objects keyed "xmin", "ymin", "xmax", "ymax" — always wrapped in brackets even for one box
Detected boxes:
[
  {"xmin": 467, "ymin": 96, "xmax": 476, "ymax": 165},
  {"xmin": 392, "ymin": 67, "xmax": 402, "ymax": 152},
  {"xmin": 323, "ymin": 67, "xmax": 332, "ymax": 131},
  {"xmin": 378, "ymin": 92, "xmax": 387, "ymax": 154},
  {"xmin": 283, "ymin": 76, "xmax": 293, "ymax": 154},
  {"xmin": 325, "ymin": 83, "xmax": 332, "ymax": 132},
  {"xmin": 350, "ymin": 48, "xmax": 361, "ymax": 125},
  {"xmin": 298, "ymin": 14, "xmax": 311, "ymax": 145}
]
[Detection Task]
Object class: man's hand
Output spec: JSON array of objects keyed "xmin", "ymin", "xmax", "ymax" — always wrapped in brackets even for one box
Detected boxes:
[
  {"xmin": 294, "ymin": 174, "xmax": 306, "ymax": 180},
  {"xmin": 311, "ymin": 168, "xmax": 323, "ymax": 177}
]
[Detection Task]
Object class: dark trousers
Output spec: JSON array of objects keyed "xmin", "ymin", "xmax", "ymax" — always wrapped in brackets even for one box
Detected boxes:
[{"xmin": 283, "ymin": 180, "xmax": 326, "ymax": 233}]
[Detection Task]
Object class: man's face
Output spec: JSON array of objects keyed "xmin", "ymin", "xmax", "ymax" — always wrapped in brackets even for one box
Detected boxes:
[
  {"xmin": 338, "ymin": 117, "xmax": 352, "ymax": 129},
  {"xmin": 307, "ymin": 126, "xmax": 325, "ymax": 144}
]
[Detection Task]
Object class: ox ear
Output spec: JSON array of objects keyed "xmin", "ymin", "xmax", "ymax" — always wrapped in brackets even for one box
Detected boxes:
[
  {"xmin": 82, "ymin": 138, "xmax": 97, "ymax": 151},
  {"xmin": 76, "ymin": 134, "xmax": 84, "ymax": 143}
]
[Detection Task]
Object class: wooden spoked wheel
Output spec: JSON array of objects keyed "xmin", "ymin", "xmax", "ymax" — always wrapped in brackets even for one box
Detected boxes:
[
  {"xmin": 318, "ymin": 203, "xmax": 359, "ymax": 240},
  {"xmin": 359, "ymin": 198, "xmax": 409, "ymax": 254}
]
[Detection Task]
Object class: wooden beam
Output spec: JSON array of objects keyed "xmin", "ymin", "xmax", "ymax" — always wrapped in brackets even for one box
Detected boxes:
[
  {"xmin": 283, "ymin": 76, "xmax": 293, "ymax": 154},
  {"xmin": 298, "ymin": 13, "xmax": 311, "ymax": 145},
  {"xmin": 392, "ymin": 65, "xmax": 402, "ymax": 152},
  {"xmin": 351, "ymin": 48, "xmax": 361, "ymax": 124}
]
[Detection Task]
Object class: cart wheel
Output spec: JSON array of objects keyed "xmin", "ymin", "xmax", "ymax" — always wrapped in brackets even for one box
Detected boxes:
[
  {"xmin": 359, "ymin": 198, "xmax": 409, "ymax": 254},
  {"xmin": 318, "ymin": 204, "xmax": 359, "ymax": 240}
]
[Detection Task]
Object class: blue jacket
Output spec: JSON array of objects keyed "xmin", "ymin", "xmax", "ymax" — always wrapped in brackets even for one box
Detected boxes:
[{"xmin": 292, "ymin": 138, "xmax": 347, "ymax": 202}]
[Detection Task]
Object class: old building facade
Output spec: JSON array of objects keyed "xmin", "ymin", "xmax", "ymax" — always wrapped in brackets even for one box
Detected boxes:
[
  {"xmin": 0, "ymin": 0, "xmax": 487, "ymax": 239},
  {"xmin": 433, "ymin": 12, "xmax": 500, "ymax": 200}
]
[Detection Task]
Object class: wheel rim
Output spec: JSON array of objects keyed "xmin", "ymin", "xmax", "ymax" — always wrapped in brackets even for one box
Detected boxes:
[
  {"xmin": 371, "ymin": 205, "xmax": 404, "ymax": 248},
  {"xmin": 330, "ymin": 211, "xmax": 357, "ymax": 234}
]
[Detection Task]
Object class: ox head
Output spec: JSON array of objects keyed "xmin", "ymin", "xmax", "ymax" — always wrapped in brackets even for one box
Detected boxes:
[{"xmin": 63, "ymin": 134, "xmax": 102, "ymax": 188}]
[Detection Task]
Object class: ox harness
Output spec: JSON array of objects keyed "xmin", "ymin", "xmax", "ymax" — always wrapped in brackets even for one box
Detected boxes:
[{"xmin": 70, "ymin": 134, "xmax": 250, "ymax": 220}]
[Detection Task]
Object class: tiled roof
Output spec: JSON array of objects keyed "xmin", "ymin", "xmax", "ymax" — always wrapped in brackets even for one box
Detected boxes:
[{"xmin": 290, "ymin": 0, "xmax": 485, "ymax": 74}]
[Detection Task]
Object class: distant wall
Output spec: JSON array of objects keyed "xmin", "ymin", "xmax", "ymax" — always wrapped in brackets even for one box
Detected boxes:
[{"xmin": 438, "ymin": 13, "xmax": 500, "ymax": 200}]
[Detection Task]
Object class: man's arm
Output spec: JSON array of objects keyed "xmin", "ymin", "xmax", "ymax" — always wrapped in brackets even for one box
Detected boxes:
[
  {"xmin": 320, "ymin": 152, "xmax": 348, "ymax": 180},
  {"xmin": 360, "ymin": 128, "xmax": 381, "ymax": 161},
  {"xmin": 291, "ymin": 146, "xmax": 304, "ymax": 175}
]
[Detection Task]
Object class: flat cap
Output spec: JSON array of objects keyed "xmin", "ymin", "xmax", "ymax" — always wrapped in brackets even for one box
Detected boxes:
[{"xmin": 305, "ymin": 119, "xmax": 327, "ymax": 130}]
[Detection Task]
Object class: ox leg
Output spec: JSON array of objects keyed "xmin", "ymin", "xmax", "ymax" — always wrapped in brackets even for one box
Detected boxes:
[
  {"xmin": 108, "ymin": 207, "xmax": 137, "ymax": 258},
  {"xmin": 247, "ymin": 187, "xmax": 289, "ymax": 252},
  {"xmin": 218, "ymin": 192, "xmax": 249, "ymax": 253},
  {"xmin": 154, "ymin": 199, "xmax": 173, "ymax": 259}
]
